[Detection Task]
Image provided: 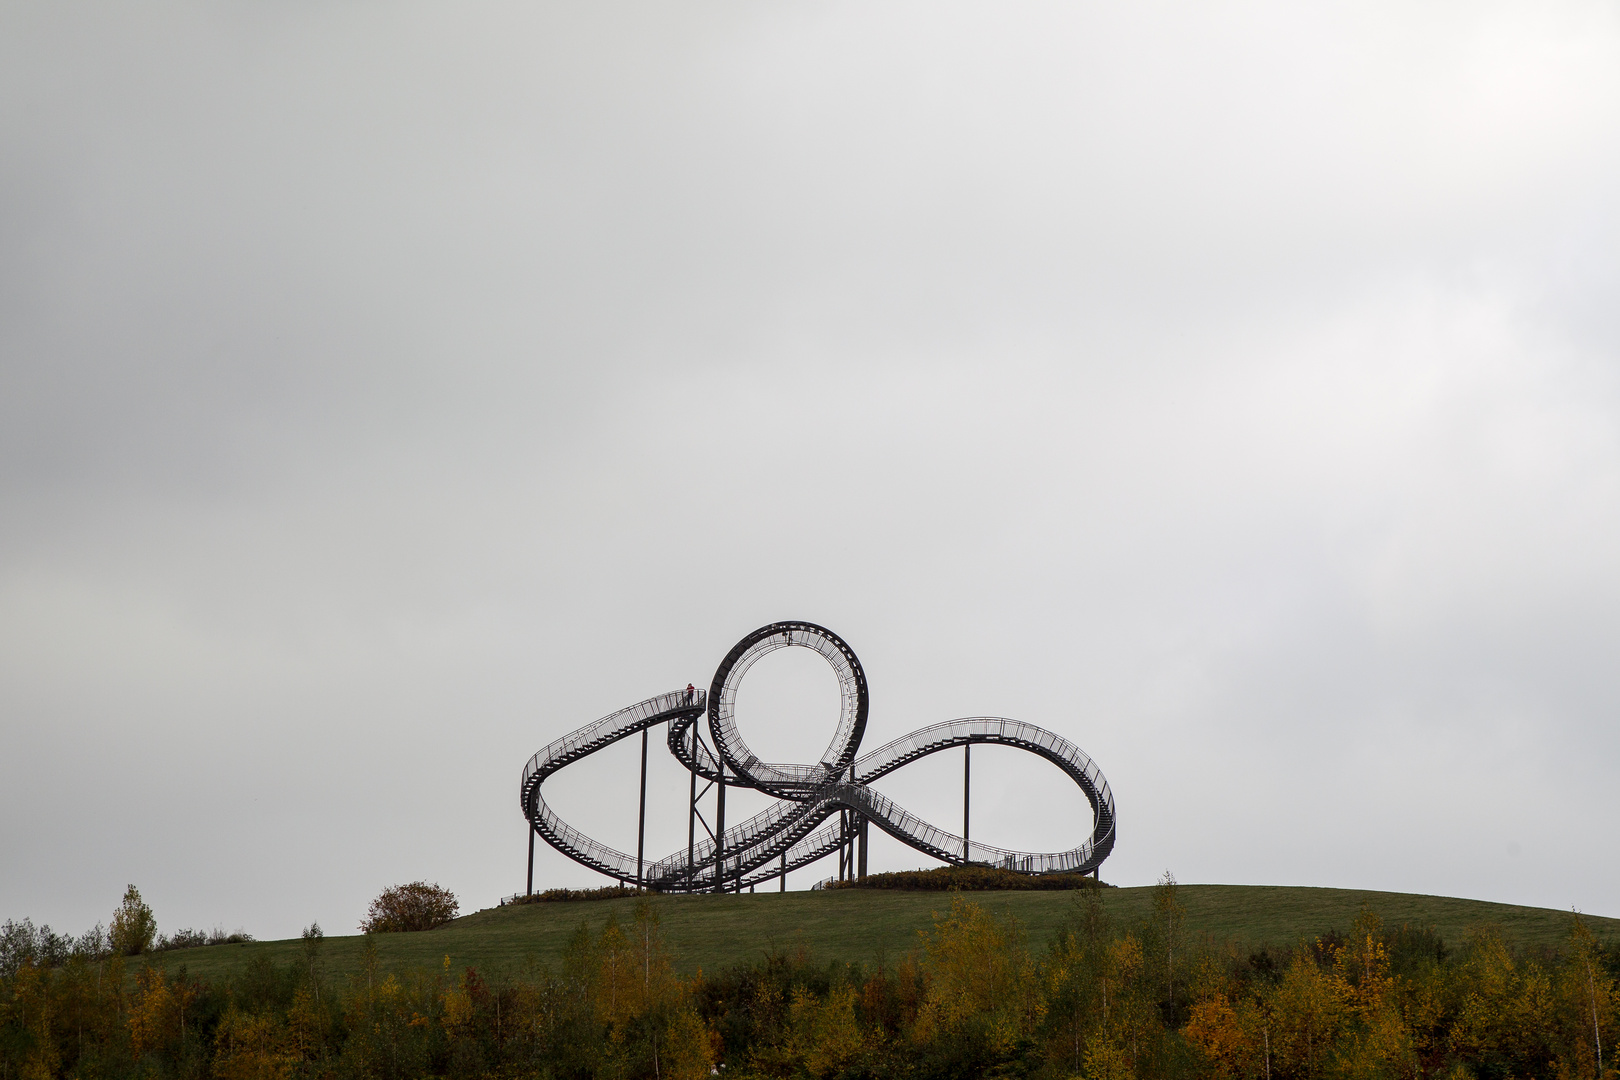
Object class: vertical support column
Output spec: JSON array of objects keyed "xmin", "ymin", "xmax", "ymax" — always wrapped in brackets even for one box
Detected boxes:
[
  {"xmin": 714, "ymin": 764, "xmax": 727, "ymax": 893},
  {"xmin": 779, "ymin": 851, "xmax": 786, "ymax": 892},
  {"xmin": 963, "ymin": 743, "xmax": 971, "ymax": 860},
  {"xmin": 851, "ymin": 766, "xmax": 866, "ymax": 881},
  {"xmin": 636, "ymin": 727, "xmax": 649, "ymax": 888},
  {"xmin": 526, "ymin": 824, "xmax": 535, "ymax": 896}
]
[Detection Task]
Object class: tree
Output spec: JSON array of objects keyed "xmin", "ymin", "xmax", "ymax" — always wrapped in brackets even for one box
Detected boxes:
[
  {"xmin": 110, "ymin": 885, "xmax": 156, "ymax": 957},
  {"xmin": 913, "ymin": 895, "xmax": 1043, "ymax": 1067},
  {"xmin": 1041, "ymin": 886, "xmax": 1114, "ymax": 1074},
  {"xmin": 1152, "ymin": 870, "xmax": 1185, "ymax": 1022},
  {"xmin": 358, "ymin": 882, "xmax": 458, "ymax": 933},
  {"xmin": 300, "ymin": 922, "xmax": 325, "ymax": 1005},
  {"xmin": 1265, "ymin": 951, "xmax": 1345, "ymax": 1080},
  {"xmin": 662, "ymin": 1003, "xmax": 717, "ymax": 1080},
  {"xmin": 1562, "ymin": 914, "xmax": 1615, "ymax": 1080}
]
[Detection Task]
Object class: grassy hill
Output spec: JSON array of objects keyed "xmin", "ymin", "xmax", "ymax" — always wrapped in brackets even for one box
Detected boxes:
[{"xmin": 153, "ymin": 884, "xmax": 1620, "ymax": 985}]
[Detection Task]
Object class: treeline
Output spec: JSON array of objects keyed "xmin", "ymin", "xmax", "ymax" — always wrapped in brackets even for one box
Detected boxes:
[
  {"xmin": 3, "ymin": 879, "xmax": 1618, "ymax": 1080},
  {"xmin": 0, "ymin": 888, "xmax": 251, "ymax": 978}
]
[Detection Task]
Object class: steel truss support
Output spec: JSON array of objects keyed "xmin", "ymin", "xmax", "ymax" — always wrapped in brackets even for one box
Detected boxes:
[{"xmin": 686, "ymin": 726, "xmax": 720, "ymax": 890}]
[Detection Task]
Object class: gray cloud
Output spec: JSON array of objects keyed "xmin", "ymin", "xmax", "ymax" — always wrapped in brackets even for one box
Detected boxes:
[{"xmin": 2, "ymin": 0, "xmax": 1618, "ymax": 939}]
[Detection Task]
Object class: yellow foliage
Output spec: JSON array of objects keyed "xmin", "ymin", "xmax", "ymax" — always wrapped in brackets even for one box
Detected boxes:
[
  {"xmin": 1331, "ymin": 909, "xmax": 1396, "ymax": 1019},
  {"xmin": 1558, "ymin": 916, "xmax": 1618, "ymax": 1080},
  {"xmin": 661, "ymin": 1003, "xmax": 717, "ymax": 1080},
  {"xmin": 128, "ymin": 966, "xmax": 176, "ymax": 1055},
  {"xmin": 1083, "ymin": 1030, "xmax": 1136, "ymax": 1080},
  {"xmin": 285, "ymin": 985, "xmax": 325, "ymax": 1061},
  {"xmin": 1110, "ymin": 934, "xmax": 1144, "ymax": 986},
  {"xmin": 594, "ymin": 914, "xmax": 637, "ymax": 1028},
  {"xmin": 213, "ymin": 1007, "xmax": 295, "ymax": 1080},
  {"xmin": 1266, "ymin": 953, "xmax": 1345, "ymax": 1080},
  {"xmin": 1184, "ymin": 996, "xmax": 1246, "ymax": 1078},
  {"xmin": 786, "ymin": 984, "xmax": 865, "ymax": 1079},
  {"xmin": 10, "ymin": 965, "xmax": 61, "ymax": 1080},
  {"xmin": 1452, "ymin": 928, "xmax": 1554, "ymax": 1062},
  {"xmin": 913, "ymin": 896, "xmax": 1043, "ymax": 1053},
  {"xmin": 441, "ymin": 969, "xmax": 475, "ymax": 1040}
]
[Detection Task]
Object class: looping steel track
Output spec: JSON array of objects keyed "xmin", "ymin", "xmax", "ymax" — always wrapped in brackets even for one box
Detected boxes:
[{"xmin": 520, "ymin": 621, "xmax": 1116, "ymax": 891}]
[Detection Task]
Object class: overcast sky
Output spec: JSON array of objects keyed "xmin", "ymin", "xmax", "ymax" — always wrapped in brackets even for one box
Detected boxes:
[{"xmin": 3, "ymin": 1, "xmax": 1618, "ymax": 942}]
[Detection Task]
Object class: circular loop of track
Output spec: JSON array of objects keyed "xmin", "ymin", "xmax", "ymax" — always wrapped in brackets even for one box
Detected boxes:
[{"xmin": 707, "ymin": 621, "xmax": 867, "ymax": 797}]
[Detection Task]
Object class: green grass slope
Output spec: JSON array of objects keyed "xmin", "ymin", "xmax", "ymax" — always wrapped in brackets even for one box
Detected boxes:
[{"xmin": 155, "ymin": 884, "xmax": 1620, "ymax": 986}]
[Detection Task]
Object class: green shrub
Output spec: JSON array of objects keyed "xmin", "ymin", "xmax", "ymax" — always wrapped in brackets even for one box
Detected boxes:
[
  {"xmin": 826, "ymin": 865, "xmax": 1109, "ymax": 891},
  {"xmin": 360, "ymin": 881, "xmax": 459, "ymax": 932}
]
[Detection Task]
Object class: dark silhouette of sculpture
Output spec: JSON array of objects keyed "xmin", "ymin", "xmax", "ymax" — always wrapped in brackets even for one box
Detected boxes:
[{"xmin": 519, "ymin": 621, "xmax": 1115, "ymax": 893}]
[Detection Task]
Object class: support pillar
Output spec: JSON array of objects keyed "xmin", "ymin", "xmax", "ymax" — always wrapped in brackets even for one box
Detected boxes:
[
  {"xmin": 526, "ymin": 824, "xmax": 535, "ymax": 896},
  {"xmin": 858, "ymin": 815, "xmax": 868, "ymax": 879},
  {"xmin": 779, "ymin": 851, "xmax": 786, "ymax": 892},
  {"xmin": 636, "ymin": 727, "xmax": 649, "ymax": 887},
  {"xmin": 714, "ymin": 766, "xmax": 727, "ymax": 893},
  {"xmin": 963, "ymin": 743, "xmax": 971, "ymax": 860}
]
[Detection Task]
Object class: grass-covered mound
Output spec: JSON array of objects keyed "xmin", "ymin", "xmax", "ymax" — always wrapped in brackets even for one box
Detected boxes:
[
  {"xmin": 823, "ymin": 865, "xmax": 1110, "ymax": 890},
  {"xmin": 141, "ymin": 884, "xmax": 1620, "ymax": 987}
]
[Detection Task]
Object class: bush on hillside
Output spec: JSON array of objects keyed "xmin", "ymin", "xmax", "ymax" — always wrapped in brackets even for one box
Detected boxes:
[
  {"xmin": 154, "ymin": 927, "xmax": 254, "ymax": 952},
  {"xmin": 824, "ymin": 865, "xmax": 1110, "ymax": 891},
  {"xmin": 360, "ymin": 881, "xmax": 459, "ymax": 933},
  {"xmin": 157, "ymin": 927, "xmax": 209, "ymax": 951},
  {"xmin": 502, "ymin": 885, "xmax": 645, "ymax": 906}
]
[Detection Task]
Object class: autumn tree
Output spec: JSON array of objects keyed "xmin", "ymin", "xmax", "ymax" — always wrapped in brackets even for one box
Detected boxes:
[
  {"xmin": 1560, "ymin": 914, "xmax": 1616, "ymax": 1080},
  {"xmin": 662, "ymin": 1002, "xmax": 718, "ymax": 1080},
  {"xmin": 1264, "ymin": 948, "xmax": 1346, "ymax": 1080},
  {"xmin": 913, "ymin": 895, "xmax": 1044, "ymax": 1072},
  {"xmin": 1042, "ymin": 886, "xmax": 1116, "ymax": 1074},
  {"xmin": 213, "ymin": 1006, "xmax": 295, "ymax": 1080},
  {"xmin": 358, "ymin": 881, "xmax": 458, "ymax": 933},
  {"xmin": 1184, "ymin": 991, "xmax": 1255, "ymax": 1080},
  {"xmin": 1152, "ymin": 869, "xmax": 1186, "ymax": 1024},
  {"xmin": 110, "ymin": 884, "xmax": 157, "ymax": 957},
  {"xmin": 1326, "ymin": 908, "xmax": 1414, "ymax": 1079},
  {"xmin": 299, "ymin": 921, "xmax": 324, "ymax": 1005},
  {"xmin": 1451, "ymin": 926, "xmax": 1557, "ymax": 1076},
  {"xmin": 1086, "ymin": 932, "xmax": 1164, "ymax": 1080}
]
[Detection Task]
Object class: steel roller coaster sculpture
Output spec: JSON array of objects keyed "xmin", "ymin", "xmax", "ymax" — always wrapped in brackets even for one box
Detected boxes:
[{"xmin": 519, "ymin": 621, "xmax": 1116, "ymax": 893}]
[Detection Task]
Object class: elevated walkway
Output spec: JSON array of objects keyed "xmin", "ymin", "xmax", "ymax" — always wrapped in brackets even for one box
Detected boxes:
[{"xmin": 519, "ymin": 622, "xmax": 1116, "ymax": 892}]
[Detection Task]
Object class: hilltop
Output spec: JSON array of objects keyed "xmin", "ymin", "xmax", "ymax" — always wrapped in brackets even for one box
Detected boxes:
[{"xmin": 153, "ymin": 883, "xmax": 1618, "ymax": 984}]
